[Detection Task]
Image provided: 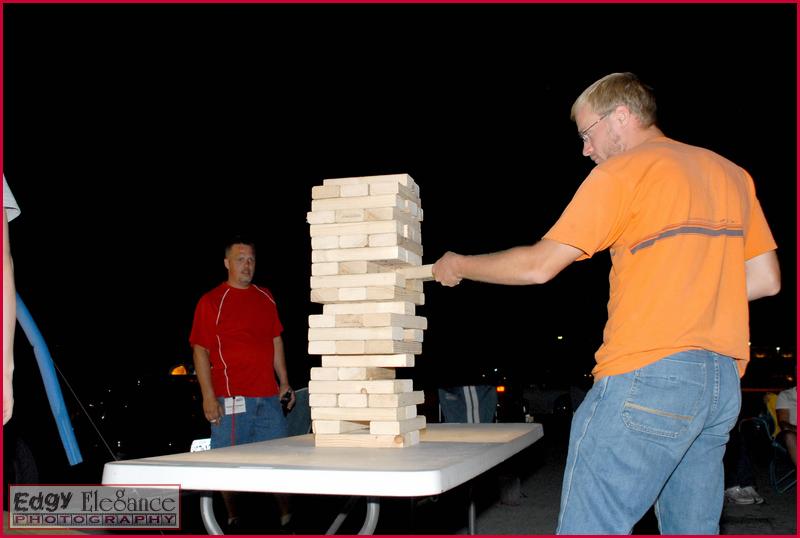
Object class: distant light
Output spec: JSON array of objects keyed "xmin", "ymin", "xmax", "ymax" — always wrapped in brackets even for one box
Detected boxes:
[
  {"xmin": 170, "ymin": 365, "xmax": 189, "ymax": 376},
  {"xmin": 776, "ymin": 346, "xmax": 781, "ymax": 352},
  {"xmin": 494, "ymin": 368, "xmax": 498, "ymax": 372},
  {"xmin": 496, "ymin": 386, "xmax": 506, "ymax": 393},
  {"xmin": 557, "ymin": 336, "xmax": 563, "ymax": 340}
]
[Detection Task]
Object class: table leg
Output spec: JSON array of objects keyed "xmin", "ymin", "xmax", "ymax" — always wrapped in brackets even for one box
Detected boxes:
[
  {"xmin": 325, "ymin": 496, "xmax": 381, "ymax": 535},
  {"xmin": 467, "ymin": 485, "xmax": 476, "ymax": 535},
  {"xmin": 200, "ymin": 492, "xmax": 224, "ymax": 535},
  {"xmin": 359, "ymin": 497, "xmax": 380, "ymax": 535},
  {"xmin": 326, "ymin": 496, "xmax": 359, "ymax": 534}
]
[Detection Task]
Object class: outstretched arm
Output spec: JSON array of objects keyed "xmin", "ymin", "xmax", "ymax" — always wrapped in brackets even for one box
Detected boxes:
[{"xmin": 432, "ymin": 239, "xmax": 583, "ymax": 287}]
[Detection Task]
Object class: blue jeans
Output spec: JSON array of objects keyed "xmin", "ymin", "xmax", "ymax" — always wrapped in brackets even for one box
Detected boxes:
[
  {"xmin": 210, "ymin": 396, "xmax": 288, "ymax": 449},
  {"xmin": 557, "ymin": 350, "xmax": 741, "ymax": 534}
]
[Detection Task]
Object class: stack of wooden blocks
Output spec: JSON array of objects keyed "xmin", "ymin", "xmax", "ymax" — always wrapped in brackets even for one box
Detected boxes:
[{"xmin": 306, "ymin": 173, "xmax": 428, "ymax": 448}]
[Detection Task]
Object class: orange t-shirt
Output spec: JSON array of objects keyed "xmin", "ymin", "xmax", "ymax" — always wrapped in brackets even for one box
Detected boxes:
[{"xmin": 544, "ymin": 137, "xmax": 777, "ymax": 380}]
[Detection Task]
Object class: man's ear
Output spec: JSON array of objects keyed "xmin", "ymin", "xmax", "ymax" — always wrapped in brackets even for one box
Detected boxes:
[
  {"xmin": 613, "ymin": 104, "xmax": 630, "ymax": 126},
  {"xmin": 224, "ymin": 258, "xmax": 230, "ymax": 270}
]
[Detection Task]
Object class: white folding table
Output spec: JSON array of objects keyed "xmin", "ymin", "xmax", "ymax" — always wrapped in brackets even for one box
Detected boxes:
[{"xmin": 102, "ymin": 422, "xmax": 543, "ymax": 534}]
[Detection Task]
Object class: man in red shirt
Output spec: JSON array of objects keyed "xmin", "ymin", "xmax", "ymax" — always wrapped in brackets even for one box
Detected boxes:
[{"xmin": 190, "ymin": 235, "xmax": 295, "ymax": 529}]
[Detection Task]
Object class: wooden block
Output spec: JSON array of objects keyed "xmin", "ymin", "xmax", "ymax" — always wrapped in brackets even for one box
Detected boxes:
[
  {"xmin": 310, "ymin": 272, "xmax": 405, "ymax": 289},
  {"xmin": 404, "ymin": 279, "xmax": 424, "ymax": 292},
  {"xmin": 370, "ymin": 415, "xmax": 426, "ymax": 435},
  {"xmin": 363, "ymin": 340, "xmax": 422, "ymax": 354},
  {"xmin": 403, "ymin": 198, "xmax": 421, "ymax": 218},
  {"xmin": 312, "ymin": 420, "xmax": 367, "ymax": 434},
  {"xmin": 309, "ymin": 367, "xmax": 339, "ymax": 380},
  {"xmin": 334, "ymin": 207, "xmax": 422, "ymax": 224},
  {"xmin": 308, "ymin": 340, "xmax": 337, "ymax": 355},
  {"xmin": 308, "ymin": 379, "xmax": 413, "ymax": 394},
  {"xmin": 404, "ymin": 329, "xmax": 425, "ymax": 342},
  {"xmin": 338, "ymin": 367, "xmax": 396, "ymax": 381},
  {"xmin": 310, "ymin": 340, "xmax": 422, "ymax": 355},
  {"xmin": 368, "ymin": 233, "xmax": 423, "ymax": 256},
  {"xmin": 360, "ymin": 313, "xmax": 427, "ymax": 329},
  {"xmin": 335, "ymin": 340, "xmax": 365, "ymax": 354},
  {"xmin": 321, "ymin": 354, "xmax": 415, "ymax": 368},
  {"xmin": 338, "ymin": 234, "xmax": 368, "ymax": 248},
  {"xmin": 322, "ymin": 301, "xmax": 415, "ymax": 315},
  {"xmin": 311, "ymin": 245, "xmax": 422, "ymax": 266},
  {"xmin": 396, "ymin": 264, "xmax": 434, "ymax": 281},
  {"xmin": 314, "ymin": 430, "xmax": 420, "ymax": 448},
  {"xmin": 311, "ymin": 262, "xmax": 339, "ymax": 276},
  {"xmin": 369, "ymin": 390, "xmax": 425, "ymax": 407},
  {"xmin": 337, "ymin": 260, "xmax": 385, "ymax": 274},
  {"xmin": 368, "ymin": 181, "xmax": 421, "ymax": 205},
  {"xmin": 309, "ymin": 288, "xmax": 340, "ymax": 303},
  {"xmin": 322, "ymin": 173, "xmax": 418, "ymax": 194},
  {"xmin": 308, "ymin": 327, "xmax": 405, "ymax": 342},
  {"xmin": 311, "ymin": 185, "xmax": 341, "ymax": 199},
  {"xmin": 311, "ymin": 405, "xmax": 417, "ymax": 421},
  {"xmin": 311, "ymin": 235, "xmax": 340, "ymax": 250},
  {"xmin": 311, "ymin": 194, "xmax": 405, "ymax": 213},
  {"xmin": 308, "ymin": 314, "xmax": 335, "ymax": 328},
  {"xmin": 338, "ymin": 394, "xmax": 368, "ymax": 407},
  {"xmin": 339, "ymin": 183, "xmax": 370, "ymax": 197},
  {"xmin": 309, "ymin": 393, "xmax": 338, "ymax": 407},
  {"xmin": 311, "ymin": 286, "xmax": 424, "ymax": 305},
  {"xmin": 306, "ymin": 210, "xmax": 336, "ymax": 224},
  {"xmin": 309, "ymin": 220, "xmax": 403, "ymax": 238}
]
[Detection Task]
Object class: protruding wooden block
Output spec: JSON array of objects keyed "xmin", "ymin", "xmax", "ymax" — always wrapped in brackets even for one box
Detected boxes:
[
  {"xmin": 369, "ymin": 391, "xmax": 424, "ymax": 407},
  {"xmin": 314, "ymin": 430, "xmax": 420, "ymax": 448},
  {"xmin": 369, "ymin": 415, "xmax": 426, "ymax": 435},
  {"xmin": 311, "ymin": 185, "xmax": 341, "ymax": 199},
  {"xmin": 322, "ymin": 173, "xmax": 419, "ymax": 196},
  {"xmin": 308, "ymin": 379, "xmax": 413, "ymax": 394},
  {"xmin": 311, "ymin": 405, "xmax": 417, "ymax": 421},
  {"xmin": 310, "ymin": 273, "xmax": 405, "ymax": 289},
  {"xmin": 312, "ymin": 419, "xmax": 367, "ymax": 434},
  {"xmin": 311, "ymin": 245, "xmax": 422, "ymax": 266},
  {"xmin": 320, "ymin": 354, "xmax": 415, "ymax": 368}
]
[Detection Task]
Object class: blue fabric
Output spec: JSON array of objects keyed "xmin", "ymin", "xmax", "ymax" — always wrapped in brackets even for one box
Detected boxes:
[
  {"xmin": 557, "ymin": 350, "xmax": 741, "ymax": 534},
  {"xmin": 438, "ymin": 385, "xmax": 497, "ymax": 423},
  {"xmin": 15, "ymin": 292, "xmax": 82, "ymax": 465},
  {"xmin": 210, "ymin": 396, "xmax": 287, "ymax": 448},
  {"xmin": 286, "ymin": 387, "xmax": 311, "ymax": 437}
]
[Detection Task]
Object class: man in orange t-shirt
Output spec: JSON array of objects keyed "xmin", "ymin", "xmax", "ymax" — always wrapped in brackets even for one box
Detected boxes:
[{"xmin": 432, "ymin": 72, "xmax": 780, "ymax": 534}]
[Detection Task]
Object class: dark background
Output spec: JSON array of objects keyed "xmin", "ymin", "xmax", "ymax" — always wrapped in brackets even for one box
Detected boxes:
[{"xmin": 2, "ymin": 3, "xmax": 796, "ymax": 474}]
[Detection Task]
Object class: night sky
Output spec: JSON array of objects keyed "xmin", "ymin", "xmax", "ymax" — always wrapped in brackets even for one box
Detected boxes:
[{"xmin": 3, "ymin": 3, "xmax": 796, "ymax": 407}]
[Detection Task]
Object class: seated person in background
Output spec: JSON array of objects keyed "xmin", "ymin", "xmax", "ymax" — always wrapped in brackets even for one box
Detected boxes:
[
  {"xmin": 723, "ymin": 420, "xmax": 764, "ymax": 505},
  {"xmin": 775, "ymin": 386, "xmax": 797, "ymax": 466}
]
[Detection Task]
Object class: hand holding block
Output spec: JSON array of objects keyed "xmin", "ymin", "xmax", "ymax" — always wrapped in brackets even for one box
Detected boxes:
[{"xmin": 396, "ymin": 264, "xmax": 434, "ymax": 281}]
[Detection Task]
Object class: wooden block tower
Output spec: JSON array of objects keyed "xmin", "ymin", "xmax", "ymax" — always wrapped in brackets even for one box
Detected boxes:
[{"xmin": 306, "ymin": 173, "xmax": 429, "ymax": 448}]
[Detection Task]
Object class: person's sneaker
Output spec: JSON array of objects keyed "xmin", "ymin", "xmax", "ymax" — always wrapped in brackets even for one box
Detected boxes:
[
  {"xmin": 741, "ymin": 486, "xmax": 765, "ymax": 504},
  {"xmin": 725, "ymin": 485, "xmax": 757, "ymax": 505}
]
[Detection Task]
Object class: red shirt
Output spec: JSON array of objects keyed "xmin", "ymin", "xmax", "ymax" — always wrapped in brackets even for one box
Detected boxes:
[{"xmin": 190, "ymin": 283, "xmax": 284, "ymax": 397}]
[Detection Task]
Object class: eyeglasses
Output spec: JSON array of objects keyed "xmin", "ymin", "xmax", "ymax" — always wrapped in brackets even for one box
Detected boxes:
[{"xmin": 579, "ymin": 113, "xmax": 609, "ymax": 143}]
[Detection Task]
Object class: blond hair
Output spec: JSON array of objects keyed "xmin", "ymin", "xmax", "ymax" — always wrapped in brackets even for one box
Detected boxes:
[{"xmin": 571, "ymin": 72, "xmax": 657, "ymax": 127}]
